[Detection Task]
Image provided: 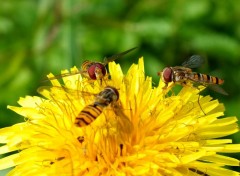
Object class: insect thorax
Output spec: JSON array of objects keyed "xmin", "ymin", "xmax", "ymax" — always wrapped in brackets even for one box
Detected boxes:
[
  {"xmin": 173, "ymin": 70, "xmax": 188, "ymax": 82},
  {"xmin": 94, "ymin": 87, "xmax": 119, "ymax": 107}
]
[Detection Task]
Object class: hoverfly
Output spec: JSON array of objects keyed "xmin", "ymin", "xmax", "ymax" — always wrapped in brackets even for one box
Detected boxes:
[
  {"xmin": 46, "ymin": 47, "xmax": 137, "ymax": 81},
  {"xmin": 158, "ymin": 55, "xmax": 228, "ymax": 95},
  {"xmin": 38, "ymin": 85, "xmax": 133, "ymax": 138},
  {"xmin": 75, "ymin": 86, "xmax": 133, "ymax": 140},
  {"xmin": 75, "ymin": 86, "xmax": 119, "ymax": 127}
]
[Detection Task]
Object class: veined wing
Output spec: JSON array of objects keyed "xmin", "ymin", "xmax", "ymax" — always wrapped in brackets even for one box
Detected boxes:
[
  {"xmin": 42, "ymin": 70, "xmax": 87, "ymax": 82},
  {"xmin": 38, "ymin": 86, "xmax": 97, "ymax": 101},
  {"xmin": 185, "ymin": 78, "xmax": 228, "ymax": 96},
  {"xmin": 182, "ymin": 55, "xmax": 204, "ymax": 69},
  {"xmin": 103, "ymin": 47, "xmax": 138, "ymax": 65},
  {"xmin": 207, "ymin": 84, "xmax": 228, "ymax": 96},
  {"xmin": 112, "ymin": 102, "xmax": 133, "ymax": 136},
  {"xmin": 171, "ymin": 66, "xmax": 192, "ymax": 72}
]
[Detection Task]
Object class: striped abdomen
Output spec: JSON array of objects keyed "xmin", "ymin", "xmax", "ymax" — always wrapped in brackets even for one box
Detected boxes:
[
  {"xmin": 75, "ymin": 86, "xmax": 119, "ymax": 127},
  {"xmin": 190, "ymin": 73, "xmax": 224, "ymax": 85},
  {"xmin": 75, "ymin": 104, "xmax": 104, "ymax": 127}
]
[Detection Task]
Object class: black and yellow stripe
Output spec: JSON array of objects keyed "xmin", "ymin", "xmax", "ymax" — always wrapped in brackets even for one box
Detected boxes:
[
  {"xmin": 193, "ymin": 73, "xmax": 224, "ymax": 85},
  {"xmin": 75, "ymin": 104, "xmax": 104, "ymax": 127},
  {"xmin": 210, "ymin": 75, "xmax": 224, "ymax": 84},
  {"xmin": 75, "ymin": 86, "xmax": 119, "ymax": 127}
]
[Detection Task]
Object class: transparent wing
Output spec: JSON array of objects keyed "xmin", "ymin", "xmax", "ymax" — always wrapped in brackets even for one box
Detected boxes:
[
  {"xmin": 113, "ymin": 103, "xmax": 133, "ymax": 137},
  {"xmin": 182, "ymin": 55, "xmax": 204, "ymax": 69},
  {"xmin": 38, "ymin": 86, "xmax": 97, "ymax": 100},
  {"xmin": 207, "ymin": 84, "xmax": 228, "ymax": 96},
  {"xmin": 42, "ymin": 70, "xmax": 87, "ymax": 82},
  {"xmin": 191, "ymin": 82, "xmax": 228, "ymax": 96},
  {"xmin": 103, "ymin": 47, "xmax": 138, "ymax": 65},
  {"xmin": 187, "ymin": 75, "xmax": 228, "ymax": 96}
]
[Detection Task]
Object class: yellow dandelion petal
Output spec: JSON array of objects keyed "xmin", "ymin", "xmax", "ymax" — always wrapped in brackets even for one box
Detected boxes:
[
  {"xmin": 0, "ymin": 57, "xmax": 240, "ymax": 175},
  {"xmin": 0, "ymin": 153, "xmax": 19, "ymax": 170}
]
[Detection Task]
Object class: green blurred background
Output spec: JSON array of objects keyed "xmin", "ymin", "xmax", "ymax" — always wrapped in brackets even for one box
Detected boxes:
[{"xmin": 0, "ymin": 0, "xmax": 239, "ymax": 174}]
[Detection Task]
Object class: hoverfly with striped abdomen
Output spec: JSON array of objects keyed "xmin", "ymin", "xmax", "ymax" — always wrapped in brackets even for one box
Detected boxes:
[
  {"xmin": 75, "ymin": 86, "xmax": 120, "ymax": 127},
  {"xmin": 38, "ymin": 85, "xmax": 133, "ymax": 135},
  {"xmin": 46, "ymin": 47, "xmax": 137, "ymax": 82},
  {"xmin": 75, "ymin": 86, "xmax": 133, "ymax": 141},
  {"xmin": 158, "ymin": 55, "xmax": 228, "ymax": 95}
]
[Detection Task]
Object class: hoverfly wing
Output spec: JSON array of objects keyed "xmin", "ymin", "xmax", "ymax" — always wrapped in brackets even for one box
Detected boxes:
[
  {"xmin": 37, "ymin": 86, "xmax": 70, "ymax": 96},
  {"xmin": 207, "ymin": 84, "xmax": 228, "ymax": 96},
  {"xmin": 103, "ymin": 47, "xmax": 138, "ymax": 65},
  {"xmin": 37, "ymin": 86, "xmax": 66, "ymax": 100},
  {"xmin": 41, "ymin": 70, "xmax": 87, "ymax": 82},
  {"xmin": 38, "ymin": 86, "xmax": 97, "ymax": 101},
  {"xmin": 182, "ymin": 55, "xmax": 204, "ymax": 69},
  {"xmin": 112, "ymin": 103, "xmax": 133, "ymax": 135},
  {"xmin": 59, "ymin": 87, "xmax": 98, "ymax": 100}
]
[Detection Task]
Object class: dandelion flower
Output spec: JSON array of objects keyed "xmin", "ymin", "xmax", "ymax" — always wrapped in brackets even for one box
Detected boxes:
[{"xmin": 0, "ymin": 57, "xmax": 240, "ymax": 176}]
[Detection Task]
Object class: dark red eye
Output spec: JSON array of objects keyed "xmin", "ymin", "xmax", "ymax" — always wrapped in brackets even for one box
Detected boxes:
[
  {"xmin": 162, "ymin": 67, "xmax": 173, "ymax": 83},
  {"xmin": 88, "ymin": 63, "xmax": 106, "ymax": 80}
]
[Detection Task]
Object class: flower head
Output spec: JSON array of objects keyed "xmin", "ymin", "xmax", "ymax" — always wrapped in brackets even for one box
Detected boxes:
[{"xmin": 0, "ymin": 57, "xmax": 240, "ymax": 175}]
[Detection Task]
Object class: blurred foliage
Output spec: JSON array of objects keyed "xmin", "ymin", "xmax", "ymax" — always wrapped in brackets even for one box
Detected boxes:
[{"xmin": 0, "ymin": 0, "xmax": 240, "ymax": 172}]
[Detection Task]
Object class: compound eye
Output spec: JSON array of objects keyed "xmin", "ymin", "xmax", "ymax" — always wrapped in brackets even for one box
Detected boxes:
[
  {"xmin": 162, "ymin": 67, "xmax": 173, "ymax": 83},
  {"xmin": 88, "ymin": 63, "xmax": 106, "ymax": 80}
]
